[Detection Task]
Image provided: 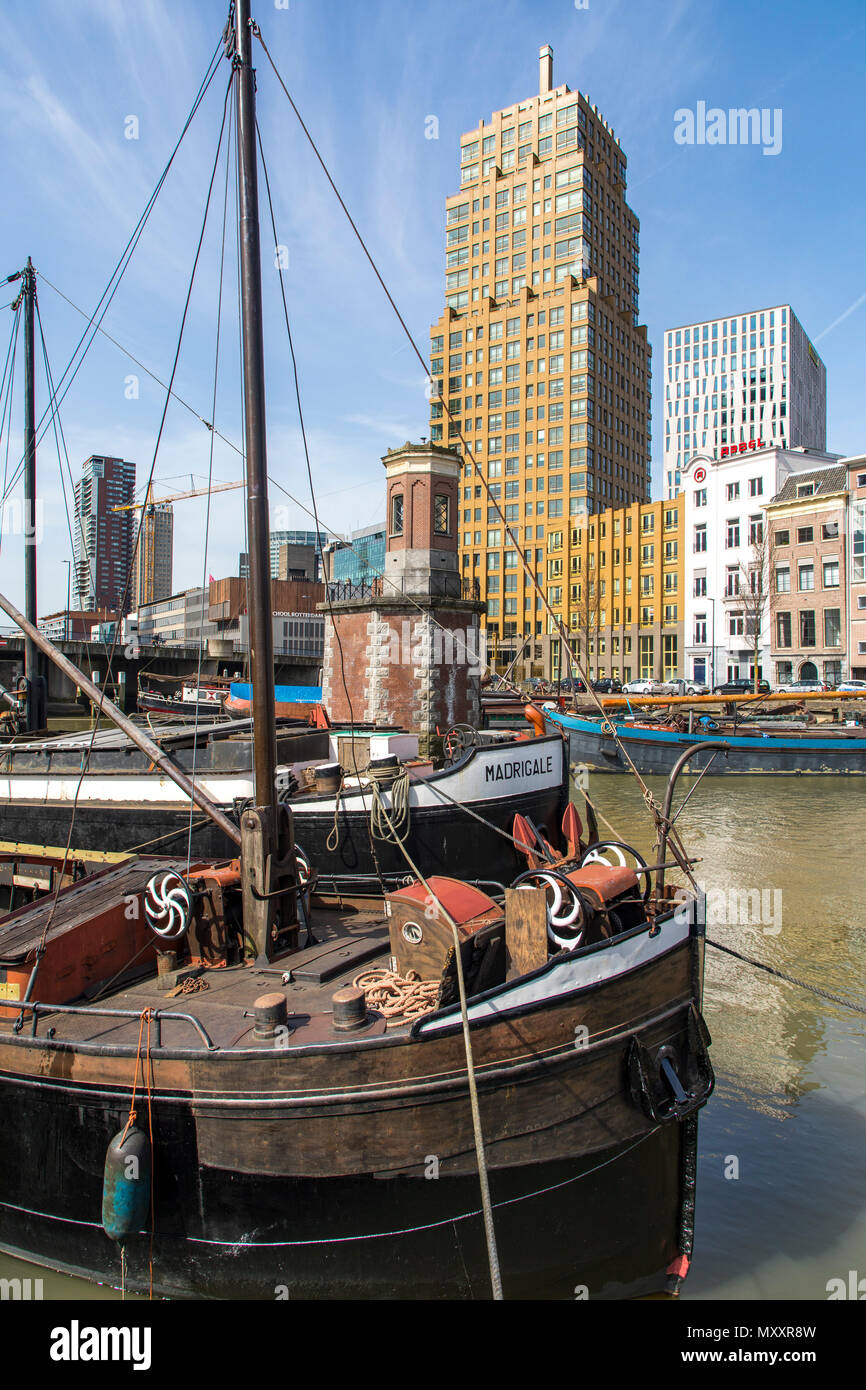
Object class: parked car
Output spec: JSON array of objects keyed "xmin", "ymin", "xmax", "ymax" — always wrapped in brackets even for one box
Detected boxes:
[
  {"xmin": 776, "ymin": 679, "xmax": 828, "ymax": 694},
  {"xmin": 592, "ymin": 678, "xmax": 623, "ymax": 694},
  {"xmin": 664, "ymin": 678, "xmax": 710, "ymax": 696},
  {"xmin": 622, "ymin": 678, "xmax": 666, "ymax": 695},
  {"xmin": 837, "ymin": 680, "xmax": 866, "ymax": 693},
  {"xmin": 560, "ymin": 677, "xmax": 587, "ymax": 693},
  {"xmin": 713, "ymin": 679, "xmax": 771, "ymax": 695}
]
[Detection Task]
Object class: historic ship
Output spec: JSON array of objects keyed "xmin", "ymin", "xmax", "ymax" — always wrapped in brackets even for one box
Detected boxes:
[{"xmin": 0, "ymin": 2, "xmax": 713, "ymax": 1299}]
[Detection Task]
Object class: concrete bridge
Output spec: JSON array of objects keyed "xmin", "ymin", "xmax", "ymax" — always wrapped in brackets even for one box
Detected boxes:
[{"xmin": 0, "ymin": 637, "xmax": 321, "ymax": 716}]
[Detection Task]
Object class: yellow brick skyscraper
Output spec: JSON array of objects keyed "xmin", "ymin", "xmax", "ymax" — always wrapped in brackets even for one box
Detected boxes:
[{"xmin": 429, "ymin": 45, "xmax": 651, "ymax": 659}]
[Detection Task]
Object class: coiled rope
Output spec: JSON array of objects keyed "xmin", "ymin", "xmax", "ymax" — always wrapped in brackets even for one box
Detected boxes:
[
  {"xmin": 353, "ymin": 967, "xmax": 439, "ymax": 1023},
  {"xmin": 367, "ymin": 766, "xmax": 411, "ymax": 845}
]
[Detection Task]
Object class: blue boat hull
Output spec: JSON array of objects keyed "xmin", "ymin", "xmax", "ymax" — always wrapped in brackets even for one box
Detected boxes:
[{"xmin": 543, "ymin": 709, "xmax": 866, "ymax": 775}]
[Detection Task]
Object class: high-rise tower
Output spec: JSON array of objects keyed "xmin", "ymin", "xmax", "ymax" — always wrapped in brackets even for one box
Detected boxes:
[
  {"xmin": 73, "ymin": 455, "xmax": 136, "ymax": 613},
  {"xmin": 662, "ymin": 304, "xmax": 827, "ymax": 500},
  {"xmin": 429, "ymin": 45, "xmax": 651, "ymax": 648}
]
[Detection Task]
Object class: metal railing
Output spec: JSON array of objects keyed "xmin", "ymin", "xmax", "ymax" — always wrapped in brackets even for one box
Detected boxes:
[{"xmin": 0, "ymin": 998, "xmax": 216, "ymax": 1049}]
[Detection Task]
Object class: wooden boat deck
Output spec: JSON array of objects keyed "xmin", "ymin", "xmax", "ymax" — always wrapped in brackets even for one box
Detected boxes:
[{"xmin": 0, "ymin": 868, "xmax": 397, "ymax": 1050}]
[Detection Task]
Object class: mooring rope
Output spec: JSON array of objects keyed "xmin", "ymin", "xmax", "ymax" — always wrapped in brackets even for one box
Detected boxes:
[
  {"xmin": 362, "ymin": 792, "xmax": 504, "ymax": 1299},
  {"xmin": 707, "ymin": 938, "xmax": 866, "ymax": 1015}
]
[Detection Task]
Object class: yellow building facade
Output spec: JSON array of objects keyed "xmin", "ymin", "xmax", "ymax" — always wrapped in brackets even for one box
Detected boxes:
[
  {"xmin": 429, "ymin": 46, "xmax": 652, "ymax": 662},
  {"xmin": 566, "ymin": 496, "xmax": 683, "ymax": 684}
]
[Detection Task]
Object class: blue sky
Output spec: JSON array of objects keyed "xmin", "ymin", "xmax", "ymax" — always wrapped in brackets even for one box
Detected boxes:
[{"xmin": 0, "ymin": 0, "xmax": 864, "ymax": 614}]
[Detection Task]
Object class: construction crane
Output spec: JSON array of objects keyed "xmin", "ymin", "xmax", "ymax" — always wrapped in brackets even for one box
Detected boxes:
[
  {"xmin": 110, "ymin": 479, "xmax": 245, "ymax": 511},
  {"xmin": 110, "ymin": 480, "xmax": 244, "ymax": 608}
]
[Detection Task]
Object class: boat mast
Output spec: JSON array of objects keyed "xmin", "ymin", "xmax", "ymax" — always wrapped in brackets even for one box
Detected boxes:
[
  {"xmin": 21, "ymin": 259, "xmax": 45, "ymax": 731},
  {"xmin": 233, "ymin": 0, "xmax": 277, "ymax": 819}
]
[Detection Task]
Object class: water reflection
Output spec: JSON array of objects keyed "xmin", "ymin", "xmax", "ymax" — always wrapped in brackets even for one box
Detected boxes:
[{"xmin": 580, "ymin": 771, "xmax": 866, "ymax": 1299}]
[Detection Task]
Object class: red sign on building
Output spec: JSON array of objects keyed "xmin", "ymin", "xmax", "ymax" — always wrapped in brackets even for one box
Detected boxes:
[{"xmin": 720, "ymin": 439, "xmax": 765, "ymax": 459}]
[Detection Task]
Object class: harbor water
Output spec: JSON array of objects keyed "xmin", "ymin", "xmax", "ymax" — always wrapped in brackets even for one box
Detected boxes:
[{"xmin": 1, "ymin": 773, "xmax": 863, "ymax": 1300}]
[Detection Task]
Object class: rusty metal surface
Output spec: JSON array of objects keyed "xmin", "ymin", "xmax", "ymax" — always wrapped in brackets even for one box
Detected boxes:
[{"xmin": 0, "ymin": 857, "xmax": 200, "ymax": 960}]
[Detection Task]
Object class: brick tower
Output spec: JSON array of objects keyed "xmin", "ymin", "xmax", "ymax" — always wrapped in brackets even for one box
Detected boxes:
[{"xmin": 321, "ymin": 442, "xmax": 485, "ymax": 751}]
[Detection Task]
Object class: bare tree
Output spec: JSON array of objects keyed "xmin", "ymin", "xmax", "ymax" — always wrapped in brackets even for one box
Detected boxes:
[
  {"xmin": 569, "ymin": 545, "xmax": 602, "ymax": 682},
  {"xmin": 739, "ymin": 517, "xmax": 771, "ymax": 691}
]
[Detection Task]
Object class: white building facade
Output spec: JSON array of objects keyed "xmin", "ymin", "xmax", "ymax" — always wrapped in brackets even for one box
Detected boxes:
[
  {"xmin": 662, "ymin": 304, "xmax": 827, "ymax": 500},
  {"xmin": 682, "ymin": 445, "xmax": 839, "ymax": 686}
]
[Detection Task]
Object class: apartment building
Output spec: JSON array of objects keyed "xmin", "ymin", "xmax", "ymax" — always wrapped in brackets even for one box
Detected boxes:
[
  {"xmin": 682, "ymin": 444, "xmax": 839, "ymax": 685},
  {"xmin": 766, "ymin": 465, "xmax": 849, "ymax": 686},
  {"xmin": 565, "ymin": 496, "xmax": 683, "ymax": 684},
  {"xmin": 429, "ymin": 45, "xmax": 651, "ymax": 656},
  {"xmin": 846, "ymin": 454, "xmax": 866, "ymax": 678},
  {"xmin": 73, "ymin": 455, "xmax": 136, "ymax": 613},
  {"xmin": 663, "ymin": 305, "xmax": 826, "ymax": 499}
]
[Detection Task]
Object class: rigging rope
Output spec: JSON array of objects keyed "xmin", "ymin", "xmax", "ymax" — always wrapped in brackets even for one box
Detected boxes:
[
  {"xmin": 353, "ymin": 784, "xmax": 505, "ymax": 1300},
  {"xmin": 187, "ymin": 88, "xmax": 234, "ymax": 872},
  {"xmin": 22, "ymin": 76, "xmax": 236, "ymax": 986},
  {"xmin": 0, "ymin": 41, "xmax": 225, "ymax": 507},
  {"xmin": 251, "ymin": 24, "xmax": 693, "ymax": 871}
]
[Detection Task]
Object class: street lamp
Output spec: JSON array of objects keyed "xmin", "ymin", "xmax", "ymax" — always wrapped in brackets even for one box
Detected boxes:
[
  {"xmin": 62, "ymin": 560, "xmax": 71, "ymax": 642},
  {"xmin": 710, "ymin": 595, "xmax": 716, "ymax": 688}
]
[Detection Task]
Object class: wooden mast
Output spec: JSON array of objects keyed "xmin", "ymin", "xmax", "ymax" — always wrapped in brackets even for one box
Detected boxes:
[
  {"xmin": 21, "ymin": 259, "xmax": 46, "ymax": 730},
  {"xmin": 233, "ymin": 0, "xmax": 277, "ymax": 820}
]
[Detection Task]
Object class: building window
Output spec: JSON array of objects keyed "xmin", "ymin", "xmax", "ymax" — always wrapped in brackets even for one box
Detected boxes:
[
  {"xmin": 823, "ymin": 560, "xmax": 839, "ymax": 588},
  {"xmin": 390, "ymin": 492, "xmax": 404, "ymax": 536},
  {"xmin": 694, "ymin": 524, "xmax": 707, "ymax": 553},
  {"xmin": 798, "ymin": 562, "xmax": 814, "ymax": 591},
  {"xmin": 854, "ymin": 502, "xmax": 866, "ymax": 581},
  {"xmin": 797, "ymin": 526, "xmax": 814, "ymax": 544},
  {"xmin": 726, "ymin": 481, "xmax": 740, "ymax": 501},
  {"xmin": 694, "ymin": 614, "xmax": 707, "ymax": 644},
  {"xmin": 800, "ymin": 610, "xmax": 816, "ymax": 647},
  {"xmin": 774, "ymin": 529, "xmax": 790, "ymax": 547},
  {"xmin": 776, "ymin": 612, "xmax": 791, "ymax": 648},
  {"xmin": 775, "ymin": 565, "xmax": 790, "ymax": 593},
  {"xmin": 824, "ymin": 609, "xmax": 841, "ymax": 647},
  {"xmin": 694, "ymin": 488, "xmax": 707, "ymax": 508},
  {"xmin": 726, "ymin": 519, "xmax": 740, "ymax": 548},
  {"xmin": 749, "ymin": 477, "xmax": 763, "ymax": 496},
  {"xmin": 433, "ymin": 494, "xmax": 451, "ymax": 535},
  {"xmin": 694, "ymin": 575, "xmax": 707, "ymax": 597},
  {"xmin": 822, "ymin": 521, "xmax": 839, "ymax": 540}
]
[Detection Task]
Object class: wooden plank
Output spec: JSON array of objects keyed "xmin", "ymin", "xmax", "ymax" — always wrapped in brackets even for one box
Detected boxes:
[{"xmin": 505, "ymin": 886, "xmax": 548, "ymax": 977}]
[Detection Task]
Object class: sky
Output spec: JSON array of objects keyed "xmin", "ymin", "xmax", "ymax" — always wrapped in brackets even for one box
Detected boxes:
[{"xmin": 0, "ymin": 0, "xmax": 864, "ymax": 615}]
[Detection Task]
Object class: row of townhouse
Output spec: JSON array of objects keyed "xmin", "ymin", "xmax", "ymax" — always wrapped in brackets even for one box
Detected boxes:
[{"xmin": 679, "ymin": 444, "xmax": 866, "ymax": 687}]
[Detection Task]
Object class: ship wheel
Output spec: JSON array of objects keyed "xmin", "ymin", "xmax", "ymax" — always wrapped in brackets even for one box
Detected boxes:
[
  {"xmin": 143, "ymin": 870, "xmax": 194, "ymax": 941},
  {"xmin": 579, "ymin": 841, "xmax": 651, "ymax": 903},
  {"xmin": 511, "ymin": 867, "xmax": 589, "ymax": 951},
  {"xmin": 443, "ymin": 723, "xmax": 479, "ymax": 762}
]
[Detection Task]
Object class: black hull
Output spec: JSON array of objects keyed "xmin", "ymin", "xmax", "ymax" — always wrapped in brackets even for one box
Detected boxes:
[
  {"xmin": 0, "ymin": 1111, "xmax": 687, "ymax": 1300},
  {"xmin": 0, "ymin": 781, "xmax": 565, "ymax": 889}
]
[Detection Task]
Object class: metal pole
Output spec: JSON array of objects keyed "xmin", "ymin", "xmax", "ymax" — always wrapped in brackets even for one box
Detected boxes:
[
  {"xmin": 0, "ymin": 587, "xmax": 242, "ymax": 847},
  {"xmin": 234, "ymin": 0, "xmax": 277, "ymax": 820},
  {"xmin": 64, "ymin": 560, "xmax": 70, "ymax": 642},
  {"xmin": 22, "ymin": 258, "xmax": 44, "ymax": 729}
]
